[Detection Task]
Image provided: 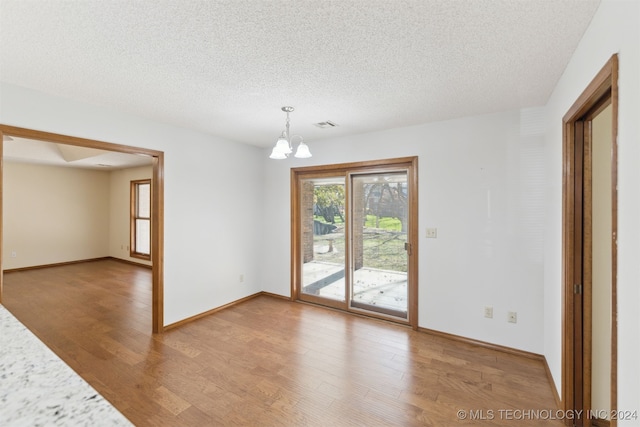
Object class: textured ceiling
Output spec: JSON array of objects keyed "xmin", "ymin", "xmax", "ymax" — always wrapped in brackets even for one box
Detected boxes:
[{"xmin": 0, "ymin": 0, "xmax": 600, "ymax": 148}]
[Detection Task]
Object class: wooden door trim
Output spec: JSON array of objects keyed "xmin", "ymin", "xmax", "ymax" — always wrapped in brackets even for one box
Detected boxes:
[
  {"xmin": 0, "ymin": 125, "xmax": 165, "ymax": 333},
  {"xmin": 291, "ymin": 156, "xmax": 419, "ymax": 329},
  {"xmin": 562, "ymin": 54, "xmax": 618, "ymax": 425}
]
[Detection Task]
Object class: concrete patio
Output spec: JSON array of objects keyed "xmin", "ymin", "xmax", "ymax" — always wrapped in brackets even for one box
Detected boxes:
[{"xmin": 301, "ymin": 260, "xmax": 407, "ymax": 314}]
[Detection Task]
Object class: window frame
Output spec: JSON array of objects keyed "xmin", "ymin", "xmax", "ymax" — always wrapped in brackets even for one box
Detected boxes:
[{"xmin": 130, "ymin": 179, "xmax": 152, "ymax": 260}]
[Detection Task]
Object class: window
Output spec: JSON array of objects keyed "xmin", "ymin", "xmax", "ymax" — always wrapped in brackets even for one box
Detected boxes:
[{"xmin": 131, "ymin": 179, "xmax": 151, "ymax": 259}]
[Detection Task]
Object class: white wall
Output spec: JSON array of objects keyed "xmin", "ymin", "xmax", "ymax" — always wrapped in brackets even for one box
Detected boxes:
[
  {"xmin": 3, "ymin": 161, "xmax": 110, "ymax": 269},
  {"xmin": 108, "ymin": 165, "xmax": 153, "ymax": 266},
  {"xmin": 4, "ymin": 163, "xmax": 157, "ymax": 269},
  {"xmin": 543, "ymin": 0, "xmax": 640, "ymax": 420},
  {"xmin": 0, "ymin": 83, "xmax": 265, "ymax": 325},
  {"xmin": 261, "ymin": 108, "xmax": 546, "ymax": 354}
]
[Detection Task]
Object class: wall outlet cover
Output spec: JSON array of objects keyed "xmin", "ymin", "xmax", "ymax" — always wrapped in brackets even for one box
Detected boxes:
[{"xmin": 484, "ymin": 306, "xmax": 493, "ymax": 319}]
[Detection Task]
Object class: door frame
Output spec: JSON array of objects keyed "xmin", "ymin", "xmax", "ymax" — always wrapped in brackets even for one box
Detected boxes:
[
  {"xmin": 291, "ymin": 156, "xmax": 419, "ymax": 329},
  {"xmin": 0, "ymin": 125, "xmax": 165, "ymax": 333},
  {"xmin": 562, "ymin": 54, "xmax": 618, "ymax": 425}
]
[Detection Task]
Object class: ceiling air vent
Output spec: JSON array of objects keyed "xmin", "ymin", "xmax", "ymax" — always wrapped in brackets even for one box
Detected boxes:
[{"xmin": 313, "ymin": 120, "xmax": 338, "ymax": 129}]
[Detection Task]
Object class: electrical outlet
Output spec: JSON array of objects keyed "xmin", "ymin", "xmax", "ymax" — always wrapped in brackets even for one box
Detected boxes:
[
  {"xmin": 239, "ymin": 274, "xmax": 244, "ymax": 283},
  {"xmin": 11, "ymin": 251, "xmax": 17, "ymax": 258},
  {"xmin": 484, "ymin": 306, "xmax": 493, "ymax": 319},
  {"xmin": 426, "ymin": 228, "xmax": 437, "ymax": 238},
  {"xmin": 508, "ymin": 311, "xmax": 517, "ymax": 323}
]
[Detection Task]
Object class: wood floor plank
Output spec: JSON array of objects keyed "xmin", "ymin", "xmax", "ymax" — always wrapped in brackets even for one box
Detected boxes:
[
  {"xmin": 153, "ymin": 385, "xmax": 192, "ymax": 415},
  {"xmin": 2, "ymin": 260, "xmax": 563, "ymax": 426}
]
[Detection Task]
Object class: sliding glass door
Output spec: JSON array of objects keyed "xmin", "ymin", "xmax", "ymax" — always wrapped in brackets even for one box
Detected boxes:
[
  {"xmin": 349, "ymin": 172, "xmax": 408, "ymax": 318},
  {"xmin": 293, "ymin": 158, "xmax": 417, "ymax": 326},
  {"xmin": 300, "ymin": 176, "xmax": 347, "ymax": 305}
]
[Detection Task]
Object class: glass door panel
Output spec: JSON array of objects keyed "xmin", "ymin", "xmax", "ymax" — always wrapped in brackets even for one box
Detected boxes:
[
  {"xmin": 300, "ymin": 177, "xmax": 346, "ymax": 303},
  {"xmin": 350, "ymin": 172, "xmax": 408, "ymax": 319}
]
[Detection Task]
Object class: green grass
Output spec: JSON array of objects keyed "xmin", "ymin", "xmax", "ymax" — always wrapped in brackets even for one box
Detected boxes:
[
  {"xmin": 314, "ymin": 215, "xmax": 344, "ymax": 224},
  {"xmin": 312, "ymin": 214, "xmax": 406, "ymax": 271},
  {"xmin": 364, "ymin": 215, "xmax": 402, "ymax": 231},
  {"xmin": 361, "ymin": 232, "xmax": 407, "ymax": 271},
  {"xmin": 315, "ymin": 214, "xmax": 401, "ymax": 231},
  {"xmin": 313, "ymin": 229, "xmax": 407, "ymax": 272}
]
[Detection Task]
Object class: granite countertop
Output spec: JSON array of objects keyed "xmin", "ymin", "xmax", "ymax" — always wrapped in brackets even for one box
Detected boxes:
[{"xmin": 0, "ymin": 305, "xmax": 133, "ymax": 426}]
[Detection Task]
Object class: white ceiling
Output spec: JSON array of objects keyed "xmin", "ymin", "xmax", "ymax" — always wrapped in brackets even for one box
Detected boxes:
[
  {"xmin": 0, "ymin": 0, "xmax": 601, "ymax": 150},
  {"xmin": 3, "ymin": 136, "xmax": 153, "ymax": 170}
]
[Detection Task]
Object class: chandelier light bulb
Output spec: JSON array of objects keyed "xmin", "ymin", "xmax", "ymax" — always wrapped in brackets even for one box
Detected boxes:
[{"xmin": 269, "ymin": 106, "xmax": 312, "ymax": 160}]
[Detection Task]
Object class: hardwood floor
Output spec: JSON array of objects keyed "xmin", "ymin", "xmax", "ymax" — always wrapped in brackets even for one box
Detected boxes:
[{"xmin": 3, "ymin": 260, "xmax": 562, "ymax": 426}]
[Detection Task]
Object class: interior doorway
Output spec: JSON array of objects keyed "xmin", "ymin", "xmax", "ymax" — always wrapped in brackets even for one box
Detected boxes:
[
  {"xmin": 562, "ymin": 55, "xmax": 618, "ymax": 427},
  {"xmin": 291, "ymin": 157, "xmax": 418, "ymax": 328},
  {"xmin": 0, "ymin": 125, "xmax": 165, "ymax": 333}
]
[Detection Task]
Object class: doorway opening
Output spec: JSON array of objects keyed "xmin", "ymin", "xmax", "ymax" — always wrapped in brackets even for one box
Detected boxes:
[
  {"xmin": 562, "ymin": 54, "xmax": 618, "ymax": 426},
  {"xmin": 291, "ymin": 157, "xmax": 418, "ymax": 329},
  {"xmin": 0, "ymin": 125, "xmax": 165, "ymax": 333}
]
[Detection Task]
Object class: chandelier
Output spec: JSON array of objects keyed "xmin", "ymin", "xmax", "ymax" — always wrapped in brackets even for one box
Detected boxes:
[{"xmin": 269, "ymin": 106, "xmax": 312, "ymax": 159}]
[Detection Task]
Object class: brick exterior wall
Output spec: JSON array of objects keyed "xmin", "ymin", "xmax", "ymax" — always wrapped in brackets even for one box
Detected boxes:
[
  {"xmin": 352, "ymin": 179, "xmax": 364, "ymax": 271},
  {"xmin": 302, "ymin": 181, "xmax": 315, "ymax": 263}
]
